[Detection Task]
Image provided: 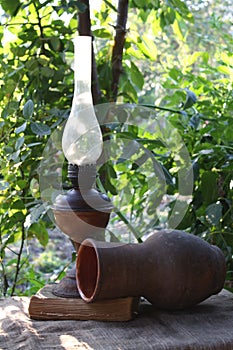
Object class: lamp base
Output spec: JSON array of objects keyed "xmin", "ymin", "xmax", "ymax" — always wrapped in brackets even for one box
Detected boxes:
[
  {"xmin": 52, "ymin": 265, "xmax": 80, "ymax": 298},
  {"xmin": 50, "ymin": 164, "xmax": 113, "ymax": 299}
]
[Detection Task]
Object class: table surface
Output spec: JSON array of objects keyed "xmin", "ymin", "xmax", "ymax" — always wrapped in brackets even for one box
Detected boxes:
[{"xmin": 1, "ymin": 289, "xmax": 233, "ymax": 350}]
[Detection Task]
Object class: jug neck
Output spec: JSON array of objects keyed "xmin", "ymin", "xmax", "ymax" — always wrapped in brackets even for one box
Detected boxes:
[{"xmin": 76, "ymin": 240, "xmax": 150, "ymax": 302}]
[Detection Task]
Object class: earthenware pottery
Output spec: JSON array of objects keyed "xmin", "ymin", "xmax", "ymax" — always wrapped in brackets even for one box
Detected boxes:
[{"xmin": 76, "ymin": 229, "xmax": 226, "ymax": 310}]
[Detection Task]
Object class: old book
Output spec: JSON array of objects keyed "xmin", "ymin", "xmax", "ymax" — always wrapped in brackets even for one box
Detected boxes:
[{"xmin": 28, "ymin": 284, "xmax": 140, "ymax": 322}]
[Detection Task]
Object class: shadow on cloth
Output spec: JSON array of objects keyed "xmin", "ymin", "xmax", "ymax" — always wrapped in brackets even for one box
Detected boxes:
[{"xmin": 1, "ymin": 291, "xmax": 233, "ymax": 350}]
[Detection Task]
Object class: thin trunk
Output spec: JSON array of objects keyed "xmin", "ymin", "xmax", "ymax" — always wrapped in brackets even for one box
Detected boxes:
[{"xmin": 111, "ymin": 0, "xmax": 129, "ymax": 102}]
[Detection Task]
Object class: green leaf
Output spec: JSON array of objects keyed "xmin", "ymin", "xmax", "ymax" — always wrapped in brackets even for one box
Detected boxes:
[
  {"xmin": 6, "ymin": 258, "xmax": 18, "ymax": 267},
  {"xmin": 122, "ymin": 80, "xmax": 138, "ymax": 102},
  {"xmin": 0, "ymin": 180, "xmax": 9, "ymax": 190},
  {"xmin": 189, "ymin": 114, "xmax": 200, "ymax": 129},
  {"xmin": 9, "ymin": 150, "xmax": 20, "ymax": 162},
  {"xmin": 183, "ymin": 89, "xmax": 197, "ymax": 110},
  {"xmin": 15, "ymin": 136, "xmax": 25, "ymax": 150},
  {"xmin": 217, "ymin": 65, "xmax": 233, "ymax": 76},
  {"xmin": 23, "ymin": 100, "xmax": 34, "ymax": 119},
  {"xmin": 107, "ymin": 163, "xmax": 117, "ymax": 179},
  {"xmin": 161, "ymin": 164, "xmax": 174, "ymax": 186},
  {"xmin": 92, "ymin": 28, "xmax": 112, "ymax": 38},
  {"xmin": 132, "ymin": 0, "xmax": 145, "ymax": 7},
  {"xmin": 105, "ymin": 178, "xmax": 118, "ymax": 195},
  {"xmin": 169, "ymin": 68, "xmax": 183, "ymax": 82},
  {"xmin": 206, "ymin": 203, "xmax": 223, "ymax": 226},
  {"xmin": 172, "ymin": 18, "xmax": 185, "ymax": 40},
  {"xmin": 177, "ymin": 208, "xmax": 194, "ymax": 230},
  {"xmin": 4, "ymin": 79, "xmax": 17, "ymax": 96},
  {"xmin": 10, "ymin": 211, "xmax": 25, "ymax": 223},
  {"xmin": 130, "ymin": 62, "xmax": 144, "ymax": 90},
  {"xmin": 165, "ymin": 8, "xmax": 176, "ymax": 24},
  {"xmin": 3, "ymin": 146, "xmax": 14, "ymax": 154},
  {"xmin": 40, "ymin": 67, "xmax": 54, "ymax": 78},
  {"xmin": 15, "ymin": 122, "xmax": 27, "ymax": 134},
  {"xmin": 3, "ymin": 231, "xmax": 22, "ymax": 246},
  {"xmin": 25, "ymin": 204, "xmax": 47, "ymax": 227},
  {"xmin": 137, "ymin": 36, "xmax": 157, "ymax": 60},
  {"xmin": 31, "ymin": 122, "xmax": 51, "ymax": 136},
  {"xmin": 169, "ymin": 0, "xmax": 190, "ymax": 17},
  {"xmin": 201, "ymin": 172, "xmax": 218, "ymax": 204},
  {"xmin": 0, "ymin": 0, "xmax": 20, "ymax": 16},
  {"xmin": 17, "ymin": 180, "xmax": 27, "ymax": 189},
  {"xmin": 28, "ymin": 221, "xmax": 49, "ymax": 247},
  {"xmin": 50, "ymin": 37, "xmax": 61, "ymax": 51},
  {"xmin": 68, "ymin": 0, "xmax": 87, "ymax": 12},
  {"xmin": 11, "ymin": 199, "xmax": 25, "ymax": 210}
]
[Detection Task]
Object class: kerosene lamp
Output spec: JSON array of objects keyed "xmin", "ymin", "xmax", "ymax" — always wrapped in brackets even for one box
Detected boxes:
[{"xmin": 51, "ymin": 36, "xmax": 112, "ymax": 298}]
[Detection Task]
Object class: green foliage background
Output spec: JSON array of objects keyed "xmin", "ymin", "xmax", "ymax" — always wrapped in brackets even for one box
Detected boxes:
[{"xmin": 0, "ymin": 0, "xmax": 232, "ymax": 296}]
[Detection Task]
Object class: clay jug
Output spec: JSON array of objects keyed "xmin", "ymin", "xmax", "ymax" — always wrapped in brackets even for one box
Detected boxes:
[{"xmin": 76, "ymin": 230, "xmax": 226, "ymax": 310}]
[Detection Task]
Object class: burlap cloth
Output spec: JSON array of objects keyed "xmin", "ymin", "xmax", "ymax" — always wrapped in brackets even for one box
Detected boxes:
[{"xmin": 1, "ymin": 289, "xmax": 233, "ymax": 350}]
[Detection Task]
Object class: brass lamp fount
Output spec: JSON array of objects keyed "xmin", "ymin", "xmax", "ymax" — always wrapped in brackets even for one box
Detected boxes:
[{"xmin": 51, "ymin": 36, "xmax": 112, "ymax": 298}]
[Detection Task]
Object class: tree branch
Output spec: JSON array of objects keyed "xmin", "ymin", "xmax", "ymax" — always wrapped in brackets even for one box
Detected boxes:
[
  {"xmin": 77, "ymin": 0, "xmax": 102, "ymax": 104},
  {"xmin": 33, "ymin": 2, "xmax": 45, "ymax": 53},
  {"xmin": 11, "ymin": 223, "xmax": 25, "ymax": 296},
  {"xmin": 0, "ymin": 228, "xmax": 9, "ymax": 296},
  {"xmin": 111, "ymin": 0, "xmax": 129, "ymax": 102}
]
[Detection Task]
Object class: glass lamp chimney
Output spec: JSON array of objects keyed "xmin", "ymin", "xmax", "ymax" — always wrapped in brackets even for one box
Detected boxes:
[{"xmin": 62, "ymin": 36, "xmax": 103, "ymax": 165}]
